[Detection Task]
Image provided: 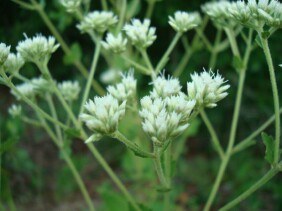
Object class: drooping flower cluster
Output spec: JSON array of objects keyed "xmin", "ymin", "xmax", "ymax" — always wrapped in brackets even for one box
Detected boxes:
[
  {"xmin": 101, "ymin": 33, "xmax": 127, "ymax": 54},
  {"xmin": 0, "ymin": 43, "xmax": 10, "ymax": 65},
  {"xmin": 58, "ymin": 80, "xmax": 81, "ymax": 101},
  {"xmin": 107, "ymin": 71, "xmax": 137, "ymax": 102},
  {"xmin": 168, "ymin": 11, "xmax": 201, "ymax": 33},
  {"xmin": 77, "ymin": 11, "xmax": 118, "ymax": 34},
  {"xmin": 124, "ymin": 19, "xmax": 157, "ymax": 48},
  {"xmin": 150, "ymin": 74, "xmax": 182, "ymax": 98},
  {"xmin": 16, "ymin": 35, "xmax": 60, "ymax": 65},
  {"xmin": 187, "ymin": 70, "xmax": 230, "ymax": 109},
  {"xmin": 228, "ymin": 0, "xmax": 282, "ymax": 30},
  {"xmin": 80, "ymin": 94, "xmax": 126, "ymax": 143},
  {"xmin": 60, "ymin": 0, "xmax": 81, "ymax": 13}
]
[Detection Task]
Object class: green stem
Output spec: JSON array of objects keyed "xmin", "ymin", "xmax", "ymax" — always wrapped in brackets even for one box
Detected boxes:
[
  {"xmin": 121, "ymin": 54, "xmax": 151, "ymax": 75},
  {"xmin": 30, "ymin": 0, "xmax": 105, "ymax": 96},
  {"xmin": 145, "ymin": 1, "xmax": 155, "ymax": 18},
  {"xmin": 154, "ymin": 147, "xmax": 169, "ymax": 189},
  {"xmin": 155, "ymin": 32, "xmax": 182, "ymax": 74},
  {"xmin": 200, "ymin": 110, "xmax": 224, "ymax": 160},
  {"xmin": 208, "ymin": 29, "xmax": 222, "ymax": 69},
  {"xmin": 260, "ymin": 36, "xmax": 280, "ymax": 163},
  {"xmin": 204, "ymin": 29, "xmax": 253, "ymax": 211},
  {"xmin": 46, "ymin": 94, "xmax": 63, "ymax": 145},
  {"xmin": 219, "ymin": 165, "xmax": 281, "ymax": 211},
  {"xmin": 195, "ymin": 28, "xmax": 213, "ymax": 52},
  {"xmin": 140, "ymin": 48, "xmax": 155, "ymax": 78},
  {"xmin": 232, "ymin": 107, "xmax": 282, "ymax": 154},
  {"xmin": 35, "ymin": 107, "xmax": 95, "ymax": 211},
  {"xmin": 113, "ymin": 131, "xmax": 155, "ymax": 158},
  {"xmin": 86, "ymin": 143, "xmax": 141, "ymax": 211},
  {"xmin": 79, "ymin": 40, "xmax": 101, "ymax": 115},
  {"xmin": 101, "ymin": 0, "xmax": 108, "ymax": 10},
  {"xmin": 116, "ymin": 0, "xmax": 127, "ymax": 32},
  {"xmin": 21, "ymin": 116, "xmax": 42, "ymax": 127}
]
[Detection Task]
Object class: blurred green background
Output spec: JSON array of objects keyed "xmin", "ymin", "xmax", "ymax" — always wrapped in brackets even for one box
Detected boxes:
[{"xmin": 0, "ymin": 0, "xmax": 282, "ymax": 210}]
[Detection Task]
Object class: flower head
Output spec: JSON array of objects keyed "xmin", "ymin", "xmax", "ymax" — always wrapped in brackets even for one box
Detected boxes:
[
  {"xmin": 77, "ymin": 11, "xmax": 118, "ymax": 34},
  {"xmin": 100, "ymin": 68, "xmax": 121, "ymax": 84},
  {"xmin": 0, "ymin": 43, "xmax": 10, "ymax": 65},
  {"xmin": 139, "ymin": 96, "xmax": 189, "ymax": 146},
  {"xmin": 60, "ymin": 0, "xmax": 81, "ymax": 13},
  {"xmin": 11, "ymin": 82, "xmax": 35, "ymax": 100},
  {"xmin": 80, "ymin": 94, "xmax": 126, "ymax": 142},
  {"xmin": 168, "ymin": 11, "xmax": 201, "ymax": 33},
  {"xmin": 8, "ymin": 104, "xmax": 22, "ymax": 117},
  {"xmin": 101, "ymin": 33, "xmax": 127, "ymax": 53},
  {"xmin": 124, "ymin": 19, "xmax": 157, "ymax": 48},
  {"xmin": 31, "ymin": 77, "xmax": 51, "ymax": 94},
  {"xmin": 58, "ymin": 80, "xmax": 81, "ymax": 101},
  {"xmin": 150, "ymin": 74, "xmax": 182, "ymax": 98},
  {"xmin": 107, "ymin": 70, "xmax": 137, "ymax": 102},
  {"xmin": 3, "ymin": 53, "xmax": 25, "ymax": 74},
  {"xmin": 16, "ymin": 35, "xmax": 59, "ymax": 65},
  {"xmin": 187, "ymin": 69, "xmax": 230, "ymax": 108}
]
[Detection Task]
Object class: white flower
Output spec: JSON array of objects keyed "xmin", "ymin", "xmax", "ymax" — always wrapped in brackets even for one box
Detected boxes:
[
  {"xmin": 60, "ymin": 0, "xmax": 81, "ymax": 13},
  {"xmin": 139, "ymin": 96, "xmax": 189, "ymax": 146},
  {"xmin": 229, "ymin": 1, "xmax": 252, "ymax": 24},
  {"xmin": 101, "ymin": 33, "xmax": 127, "ymax": 53},
  {"xmin": 168, "ymin": 11, "xmax": 201, "ymax": 33},
  {"xmin": 3, "ymin": 53, "xmax": 25, "ymax": 74},
  {"xmin": 100, "ymin": 68, "xmax": 121, "ymax": 84},
  {"xmin": 0, "ymin": 43, "xmax": 10, "ymax": 65},
  {"xmin": 150, "ymin": 74, "xmax": 182, "ymax": 98},
  {"xmin": 187, "ymin": 69, "xmax": 230, "ymax": 108},
  {"xmin": 11, "ymin": 82, "xmax": 35, "ymax": 100},
  {"xmin": 16, "ymin": 34, "xmax": 60, "ymax": 65},
  {"xmin": 124, "ymin": 19, "xmax": 157, "ymax": 48},
  {"xmin": 77, "ymin": 11, "xmax": 118, "ymax": 34},
  {"xmin": 58, "ymin": 80, "xmax": 81, "ymax": 101},
  {"xmin": 202, "ymin": 1, "xmax": 236, "ymax": 28},
  {"xmin": 166, "ymin": 93, "xmax": 196, "ymax": 123},
  {"xmin": 31, "ymin": 77, "xmax": 51, "ymax": 94},
  {"xmin": 80, "ymin": 94, "xmax": 126, "ymax": 142},
  {"xmin": 8, "ymin": 104, "xmax": 22, "ymax": 117},
  {"xmin": 107, "ymin": 70, "xmax": 137, "ymax": 102}
]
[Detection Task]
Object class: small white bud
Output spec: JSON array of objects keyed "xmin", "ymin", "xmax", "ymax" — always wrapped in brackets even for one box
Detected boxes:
[
  {"xmin": 60, "ymin": 0, "xmax": 81, "ymax": 13},
  {"xmin": 168, "ymin": 11, "xmax": 201, "ymax": 33},
  {"xmin": 2, "ymin": 53, "xmax": 25, "ymax": 74},
  {"xmin": 58, "ymin": 80, "xmax": 81, "ymax": 101},
  {"xmin": 101, "ymin": 33, "xmax": 127, "ymax": 54},
  {"xmin": 8, "ymin": 104, "xmax": 22, "ymax": 117},
  {"xmin": 0, "ymin": 43, "xmax": 10, "ymax": 65}
]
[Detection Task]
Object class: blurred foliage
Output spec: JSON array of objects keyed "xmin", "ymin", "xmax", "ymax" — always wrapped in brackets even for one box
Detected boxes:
[{"xmin": 0, "ymin": 0, "xmax": 282, "ymax": 210}]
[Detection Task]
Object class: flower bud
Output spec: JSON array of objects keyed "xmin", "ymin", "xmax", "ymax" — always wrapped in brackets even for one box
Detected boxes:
[
  {"xmin": 168, "ymin": 11, "xmax": 201, "ymax": 33},
  {"xmin": 0, "ymin": 43, "xmax": 10, "ymax": 66},
  {"xmin": 101, "ymin": 33, "xmax": 127, "ymax": 54}
]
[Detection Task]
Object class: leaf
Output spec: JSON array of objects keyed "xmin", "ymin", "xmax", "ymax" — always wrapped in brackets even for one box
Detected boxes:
[
  {"xmin": 63, "ymin": 43, "xmax": 82, "ymax": 65},
  {"xmin": 232, "ymin": 55, "xmax": 244, "ymax": 72},
  {"xmin": 261, "ymin": 132, "xmax": 275, "ymax": 165}
]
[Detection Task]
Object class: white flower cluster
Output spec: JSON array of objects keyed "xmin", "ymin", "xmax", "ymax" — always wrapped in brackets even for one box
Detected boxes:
[
  {"xmin": 58, "ymin": 80, "xmax": 81, "ymax": 101},
  {"xmin": 107, "ymin": 71, "xmax": 137, "ymax": 102},
  {"xmin": 124, "ymin": 19, "xmax": 157, "ymax": 48},
  {"xmin": 77, "ymin": 11, "xmax": 118, "ymax": 34},
  {"xmin": 16, "ymin": 35, "xmax": 60, "ymax": 65},
  {"xmin": 11, "ymin": 77, "xmax": 50, "ymax": 100},
  {"xmin": 80, "ymin": 94, "xmax": 126, "ymax": 142},
  {"xmin": 229, "ymin": 0, "xmax": 282, "ymax": 30},
  {"xmin": 0, "ymin": 43, "xmax": 10, "ymax": 65},
  {"xmin": 187, "ymin": 70, "xmax": 230, "ymax": 108},
  {"xmin": 101, "ymin": 33, "xmax": 127, "ymax": 54},
  {"xmin": 150, "ymin": 74, "xmax": 182, "ymax": 98},
  {"xmin": 2, "ymin": 53, "xmax": 25, "ymax": 75},
  {"xmin": 60, "ymin": 0, "xmax": 81, "ymax": 13},
  {"xmin": 202, "ymin": 1, "xmax": 237, "ymax": 28},
  {"xmin": 168, "ymin": 11, "xmax": 201, "ymax": 33},
  {"xmin": 139, "ymin": 96, "xmax": 191, "ymax": 146},
  {"xmin": 8, "ymin": 104, "xmax": 22, "ymax": 117}
]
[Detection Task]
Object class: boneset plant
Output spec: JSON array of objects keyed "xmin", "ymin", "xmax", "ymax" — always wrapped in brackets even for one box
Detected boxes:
[{"xmin": 0, "ymin": 0, "xmax": 281, "ymax": 210}]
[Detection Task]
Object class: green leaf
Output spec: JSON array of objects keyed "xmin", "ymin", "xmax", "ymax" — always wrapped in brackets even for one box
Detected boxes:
[
  {"xmin": 232, "ymin": 55, "xmax": 244, "ymax": 72},
  {"xmin": 63, "ymin": 43, "xmax": 82, "ymax": 65},
  {"xmin": 261, "ymin": 132, "xmax": 275, "ymax": 165}
]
